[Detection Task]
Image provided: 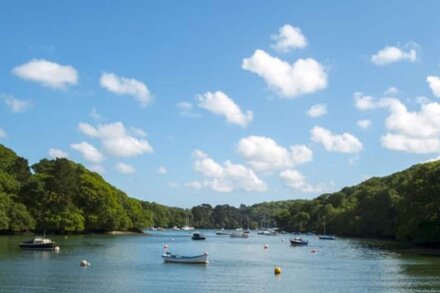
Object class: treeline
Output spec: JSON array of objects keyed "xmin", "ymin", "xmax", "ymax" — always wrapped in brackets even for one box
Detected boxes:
[
  {"xmin": 275, "ymin": 161, "xmax": 440, "ymax": 247},
  {"xmin": 0, "ymin": 144, "xmax": 280, "ymax": 233},
  {"xmin": 1, "ymin": 144, "xmax": 440, "ymax": 246}
]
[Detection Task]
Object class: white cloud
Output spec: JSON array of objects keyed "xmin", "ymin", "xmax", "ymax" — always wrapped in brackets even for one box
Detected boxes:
[
  {"xmin": 311, "ymin": 126, "xmax": 363, "ymax": 153},
  {"xmin": 177, "ymin": 102, "xmax": 200, "ymax": 118},
  {"xmin": 89, "ymin": 108, "xmax": 102, "ymax": 120},
  {"xmin": 271, "ymin": 24, "xmax": 307, "ymax": 53},
  {"xmin": 71, "ymin": 142, "xmax": 104, "ymax": 163},
  {"xmin": 371, "ymin": 45, "xmax": 417, "ymax": 65},
  {"xmin": 116, "ymin": 163, "xmax": 136, "ymax": 174},
  {"xmin": 427, "ymin": 76, "xmax": 440, "ymax": 98},
  {"xmin": 242, "ymin": 49, "xmax": 327, "ymax": 98},
  {"xmin": 48, "ymin": 148, "xmax": 69, "ymax": 159},
  {"xmin": 0, "ymin": 128, "xmax": 6, "ymax": 139},
  {"xmin": 130, "ymin": 127, "xmax": 147, "ymax": 138},
  {"xmin": 279, "ymin": 169, "xmax": 324, "ymax": 193},
  {"xmin": 189, "ymin": 150, "xmax": 267, "ymax": 192},
  {"xmin": 197, "ymin": 91, "xmax": 253, "ymax": 127},
  {"xmin": 237, "ymin": 136, "xmax": 312, "ymax": 172},
  {"xmin": 12, "ymin": 59, "xmax": 78, "ymax": 89},
  {"xmin": 3, "ymin": 95, "xmax": 31, "ymax": 113},
  {"xmin": 357, "ymin": 119, "xmax": 371, "ymax": 130},
  {"xmin": 100, "ymin": 72, "xmax": 152, "ymax": 107},
  {"xmin": 78, "ymin": 122, "xmax": 153, "ymax": 157},
  {"xmin": 381, "ymin": 134, "xmax": 440, "ymax": 154},
  {"xmin": 157, "ymin": 166, "xmax": 167, "ymax": 174},
  {"xmin": 90, "ymin": 164, "xmax": 105, "ymax": 174},
  {"xmin": 355, "ymin": 92, "xmax": 440, "ymax": 154},
  {"xmin": 306, "ymin": 103, "xmax": 327, "ymax": 117},
  {"xmin": 384, "ymin": 86, "xmax": 399, "ymax": 96}
]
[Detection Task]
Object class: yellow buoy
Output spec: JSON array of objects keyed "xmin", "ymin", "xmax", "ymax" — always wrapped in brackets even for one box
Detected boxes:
[{"xmin": 274, "ymin": 267, "xmax": 282, "ymax": 275}]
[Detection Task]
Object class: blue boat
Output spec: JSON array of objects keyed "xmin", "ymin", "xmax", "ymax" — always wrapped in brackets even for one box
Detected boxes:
[
  {"xmin": 319, "ymin": 235, "xmax": 336, "ymax": 240},
  {"xmin": 191, "ymin": 232, "xmax": 206, "ymax": 240},
  {"xmin": 290, "ymin": 237, "xmax": 308, "ymax": 246}
]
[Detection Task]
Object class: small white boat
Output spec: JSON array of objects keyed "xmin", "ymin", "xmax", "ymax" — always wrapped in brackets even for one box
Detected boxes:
[
  {"xmin": 162, "ymin": 251, "xmax": 209, "ymax": 264},
  {"xmin": 230, "ymin": 232, "xmax": 248, "ymax": 238},
  {"xmin": 19, "ymin": 237, "xmax": 55, "ymax": 249},
  {"xmin": 181, "ymin": 225, "xmax": 195, "ymax": 231}
]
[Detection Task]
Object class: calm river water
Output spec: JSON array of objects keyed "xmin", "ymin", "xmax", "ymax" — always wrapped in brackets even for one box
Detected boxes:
[{"xmin": 0, "ymin": 231, "xmax": 439, "ymax": 292}]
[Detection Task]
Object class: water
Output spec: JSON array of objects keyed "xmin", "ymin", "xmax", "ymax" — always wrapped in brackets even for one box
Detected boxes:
[{"xmin": 1, "ymin": 231, "xmax": 440, "ymax": 292}]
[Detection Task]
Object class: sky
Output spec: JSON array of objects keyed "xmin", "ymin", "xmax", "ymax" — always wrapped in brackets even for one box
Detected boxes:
[{"xmin": 1, "ymin": 1, "xmax": 440, "ymax": 207}]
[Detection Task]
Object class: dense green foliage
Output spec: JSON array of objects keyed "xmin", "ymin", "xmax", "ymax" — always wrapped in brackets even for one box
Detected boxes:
[
  {"xmin": 1, "ymin": 144, "xmax": 440, "ymax": 246},
  {"xmin": 275, "ymin": 162, "xmax": 440, "ymax": 246}
]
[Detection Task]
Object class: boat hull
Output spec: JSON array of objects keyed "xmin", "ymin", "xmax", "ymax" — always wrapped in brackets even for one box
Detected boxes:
[
  {"xmin": 290, "ymin": 240, "xmax": 308, "ymax": 246},
  {"xmin": 19, "ymin": 242, "xmax": 55, "ymax": 250},
  {"xmin": 162, "ymin": 254, "xmax": 208, "ymax": 264},
  {"xmin": 319, "ymin": 235, "xmax": 336, "ymax": 240}
]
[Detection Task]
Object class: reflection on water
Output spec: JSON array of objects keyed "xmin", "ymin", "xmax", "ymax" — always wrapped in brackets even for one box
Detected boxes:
[{"xmin": 0, "ymin": 232, "xmax": 439, "ymax": 292}]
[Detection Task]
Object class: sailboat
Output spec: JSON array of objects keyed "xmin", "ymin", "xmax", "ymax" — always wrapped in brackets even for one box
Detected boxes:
[
  {"xmin": 319, "ymin": 218, "xmax": 335, "ymax": 240},
  {"xmin": 181, "ymin": 214, "xmax": 194, "ymax": 231}
]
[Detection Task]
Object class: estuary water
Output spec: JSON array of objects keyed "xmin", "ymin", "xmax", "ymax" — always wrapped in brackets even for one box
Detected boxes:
[{"xmin": 0, "ymin": 231, "xmax": 440, "ymax": 292}]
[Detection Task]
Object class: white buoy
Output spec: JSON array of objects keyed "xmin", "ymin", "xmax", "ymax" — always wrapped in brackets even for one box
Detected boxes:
[
  {"xmin": 164, "ymin": 244, "xmax": 169, "ymax": 249},
  {"xmin": 80, "ymin": 260, "xmax": 88, "ymax": 267},
  {"xmin": 54, "ymin": 246, "xmax": 60, "ymax": 252},
  {"xmin": 264, "ymin": 244, "xmax": 269, "ymax": 249}
]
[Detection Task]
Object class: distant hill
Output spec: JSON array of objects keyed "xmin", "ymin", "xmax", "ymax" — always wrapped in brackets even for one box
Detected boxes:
[
  {"xmin": 275, "ymin": 160, "xmax": 440, "ymax": 246},
  {"xmin": 1, "ymin": 144, "xmax": 439, "ymax": 247},
  {"xmin": 0, "ymin": 144, "xmax": 186, "ymax": 233}
]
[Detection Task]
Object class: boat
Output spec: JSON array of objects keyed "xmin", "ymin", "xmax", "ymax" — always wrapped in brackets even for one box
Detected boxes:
[
  {"xmin": 319, "ymin": 218, "xmax": 335, "ymax": 240},
  {"xmin": 172, "ymin": 226, "xmax": 180, "ymax": 230},
  {"xmin": 290, "ymin": 237, "xmax": 308, "ymax": 246},
  {"xmin": 230, "ymin": 232, "xmax": 248, "ymax": 238},
  {"xmin": 181, "ymin": 214, "xmax": 194, "ymax": 231},
  {"xmin": 19, "ymin": 237, "xmax": 56, "ymax": 250},
  {"xmin": 216, "ymin": 228, "xmax": 229, "ymax": 235},
  {"xmin": 162, "ymin": 251, "xmax": 209, "ymax": 264},
  {"xmin": 319, "ymin": 235, "xmax": 336, "ymax": 240},
  {"xmin": 191, "ymin": 232, "xmax": 206, "ymax": 240}
]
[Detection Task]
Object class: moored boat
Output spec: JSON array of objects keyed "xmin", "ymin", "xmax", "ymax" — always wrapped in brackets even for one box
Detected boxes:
[
  {"xmin": 319, "ymin": 235, "xmax": 336, "ymax": 240},
  {"xmin": 216, "ymin": 229, "xmax": 229, "ymax": 235},
  {"xmin": 230, "ymin": 232, "xmax": 248, "ymax": 238},
  {"xmin": 19, "ymin": 237, "xmax": 55, "ymax": 250},
  {"xmin": 191, "ymin": 232, "xmax": 206, "ymax": 240},
  {"xmin": 290, "ymin": 237, "xmax": 308, "ymax": 246},
  {"xmin": 162, "ymin": 251, "xmax": 209, "ymax": 264}
]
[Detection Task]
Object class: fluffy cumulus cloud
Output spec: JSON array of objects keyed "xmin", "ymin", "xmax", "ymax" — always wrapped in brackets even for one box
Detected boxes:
[
  {"xmin": 12, "ymin": 59, "xmax": 78, "ymax": 89},
  {"xmin": 237, "ymin": 136, "xmax": 312, "ymax": 172},
  {"xmin": 2, "ymin": 95, "xmax": 32, "ymax": 113},
  {"xmin": 48, "ymin": 148, "xmax": 69, "ymax": 159},
  {"xmin": 357, "ymin": 119, "xmax": 371, "ymax": 130},
  {"xmin": 271, "ymin": 24, "xmax": 307, "ymax": 52},
  {"xmin": 427, "ymin": 76, "xmax": 440, "ymax": 98},
  {"xmin": 306, "ymin": 103, "xmax": 327, "ymax": 117},
  {"xmin": 70, "ymin": 142, "xmax": 104, "ymax": 163},
  {"xmin": 355, "ymin": 92, "xmax": 440, "ymax": 154},
  {"xmin": 197, "ymin": 91, "xmax": 253, "ymax": 127},
  {"xmin": 311, "ymin": 126, "xmax": 363, "ymax": 153},
  {"xmin": 0, "ymin": 128, "xmax": 6, "ymax": 139},
  {"xmin": 279, "ymin": 169, "xmax": 324, "ymax": 193},
  {"xmin": 116, "ymin": 163, "xmax": 136, "ymax": 174},
  {"xmin": 371, "ymin": 45, "xmax": 417, "ymax": 65},
  {"xmin": 242, "ymin": 49, "xmax": 327, "ymax": 98},
  {"xmin": 78, "ymin": 122, "xmax": 153, "ymax": 157},
  {"xmin": 100, "ymin": 72, "xmax": 152, "ymax": 107},
  {"xmin": 188, "ymin": 150, "xmax": 267, "ymax": 193}
]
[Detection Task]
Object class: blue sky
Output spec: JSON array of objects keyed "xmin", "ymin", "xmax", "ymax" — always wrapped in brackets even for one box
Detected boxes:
[{"xmin": 2, "ymin": 1, "xmax": 440, "ymax": 207}]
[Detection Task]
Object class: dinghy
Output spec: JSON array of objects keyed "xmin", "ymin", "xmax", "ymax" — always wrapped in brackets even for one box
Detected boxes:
[{"xmin": 162, "ymin": 251, "xmax": 209, "ymax": 264}]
